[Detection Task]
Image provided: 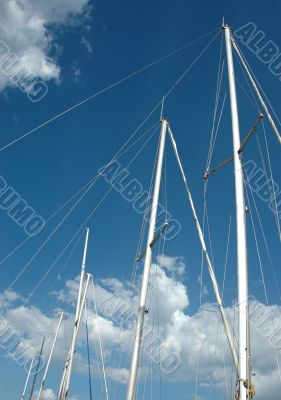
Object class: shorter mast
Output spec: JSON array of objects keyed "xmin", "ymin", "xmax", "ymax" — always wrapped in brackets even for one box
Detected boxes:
[
  {"xmin": 126, "ymin": 119, "xmax": 168, "ymax": 400},
  {"xmin": 29, "ymin": 338, "xmax": 45, "ymax": 400},
  {"xmin": 20, "ymin": 357, "xmax": 34, "ymax": 400},
  {"xmin": 168, "ymin": 126, "xmax": 238, "ymax": 372},
  {"xmin": 58, "ymin": 228, "xmax": 90, "ymax": 399},
  {"xmin": 37, "ymin": 312, "xmax": 64, "ymax": 400},
  {"xmin": 231, "ymin": 37, "xmax": 281, "ymax": 146},
  {"xmin": 61, "ymin": 273, "xmax": 91, "ymax": 399}
]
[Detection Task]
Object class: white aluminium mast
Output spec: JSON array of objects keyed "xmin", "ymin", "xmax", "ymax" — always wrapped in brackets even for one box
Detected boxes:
[
  {"xmin": 126, "ymin": 118, "xmax": 168, "ymax": 400},
  {"xmin": 224, "ymin": 24, "xmax": 249, "ymax": 400},
  {"xmin": 36, "ymin": 312, "xmax": 64, "ymax": 400},
  {"xmin": 59, "ymin": 273, "xmax": 91, "ymax": 400},
  {"xmin": 20, "ymin": 357, "xmax": 34, "ymax": 400},
  {"xmin": 58, "ymin": 228, "xmax": 90, "ymax": 400}
]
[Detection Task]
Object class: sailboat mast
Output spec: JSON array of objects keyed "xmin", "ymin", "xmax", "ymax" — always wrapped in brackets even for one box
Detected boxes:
[
  {"xmin": 36, "ymin": 312, "xmax": 64, "ymax": 400},
  {"xmin": 224, "ymin": 24, "xmax": 249, "ymax": 400},
  {"xmin": 20, "ymin": 357, "xmax": 34, "ymax": 400},
  {"xmin": 29, "ymin": 338, "xmax": 45, "ymax": 400},
  {"xmin": 58, "ymin": 228, "xmax": 90, "ymax": 399},
  {"xmin": 126, "ymin": 118, "xmax": 168, "ymax": 400},
  {"xmin": 63, "ymin": 273, "xmax": 91, "ymax": 398}
]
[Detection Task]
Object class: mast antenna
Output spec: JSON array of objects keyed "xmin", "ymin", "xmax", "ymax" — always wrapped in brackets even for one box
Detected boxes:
[{"xmin": 160, "ymin": 96, "xmax": 165, "ymax": 120}]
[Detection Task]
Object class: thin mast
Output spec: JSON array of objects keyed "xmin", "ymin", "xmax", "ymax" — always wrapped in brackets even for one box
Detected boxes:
[
  {"xmin": 20, "ymin": 357, "xmax": 34, "ymax": 400},
  {"xmin": 168, "ymin": 126, "xmax": 238, "ymax": 372},
  {"xmin": 76, "ymin": 228, "xmax": 90, "ymax": 316},
  {"xmin": 58, "ymin": 228, "xmax": 90, "ymax": 399},
  {"xmin": 36, "ymin": 312, "xmax": 64, "ymax": 400},
  {"xmin": 62, "ymin": 273, "xmax": 91, "ymax": 399},
  {"xmin": 126, "ymin": 119, "xmax": 168, "ymax": 400},
  {"xmin": 29, "ymin": 338, "xmax": 45, "ymax": 400},
  {"xmin": 224, "ymin": 24, "xmax": 249, "ymax": 400},
  {"xmin": 231, "ymin": 37, "xmax": 281, "ymax": 146}
]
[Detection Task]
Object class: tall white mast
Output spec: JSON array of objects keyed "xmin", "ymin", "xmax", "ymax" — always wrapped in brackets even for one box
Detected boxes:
[
  {"xmin": 36, "ymin": 312, "xmax": 64, "ymax": 400},
  {"xmin": 224, "ymin": 24, "xmax": 249, "ymax": 400},
  {"xmin": 58, "ymin": 228, "xmax": 90, "ymax": 399},
  {"xmin": 126, "ymin": 118, "xmax": 168, "ymax": 400},
  {"xmin": 20, "ymin": 357, "xmax": 34, "ymax": 400}
]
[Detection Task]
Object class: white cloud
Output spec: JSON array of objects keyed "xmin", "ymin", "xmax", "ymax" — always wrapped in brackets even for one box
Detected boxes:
[
  {"xmin": 34, "ymin": 388, "xmax": 56, "ymax": 400},
  {"xmin": 157, "ymin": 254, "xmax": 186, "ymax": 275},
  {"xmin": 0, "ymin": 288, "xmax": 21, "ymax": 307},
  {"xmin": 1, "ymin": 256, "xmax": 281, "ymax": 399},
  {"xmin": 0, "ymin": 0, "xmax": 90, "ymax": 91}
]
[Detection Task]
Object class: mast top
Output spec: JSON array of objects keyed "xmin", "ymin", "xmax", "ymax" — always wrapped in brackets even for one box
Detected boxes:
[{"xmin": 222, "ymin": 22, "xmax": 231, "ymax": 31}]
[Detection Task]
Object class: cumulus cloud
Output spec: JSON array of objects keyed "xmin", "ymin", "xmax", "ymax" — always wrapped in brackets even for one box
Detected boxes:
[
  {"xmin": 0, "ymin": 0, "xmax": 91, "ymax": 91},
  {"xmin": 0, "ymin": 288, "xmax": 22, "ymax": 307},
  {"xmin": 34, "ymin": 388, "xmax": 56, "ymax": 400},
  {"xmin": 0, "ymin": 255, "xmax": 281, "ymax": 399}
]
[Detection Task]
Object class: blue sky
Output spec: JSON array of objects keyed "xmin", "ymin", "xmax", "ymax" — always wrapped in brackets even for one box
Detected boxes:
[{"xmin": 0, "ymin": 0, "xmax": 281, "ymax": 399}]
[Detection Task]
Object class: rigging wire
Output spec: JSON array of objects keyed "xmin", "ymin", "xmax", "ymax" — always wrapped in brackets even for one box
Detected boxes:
[
  {"xmin": 0, "ymin": 120, "xmax": 158, "ymax": 270},
  {"xmin": 243, "ymin": 163, "xmax": 281, "ymax": 386},
  {"xmin": 85, "ymin": 302, "xmax": 94, "ymax": 400},
  {"xmin": 129, "ymin": 132, "xmax": 160, "ymax": 296},
  {"xmin": 232, "ymin": 39, "xmax": 281, "ymax": 129},
  {"xmin": 0, "ymin": 27, "xmax": 220, "ymax": 153},
  {"xmin": 207, "ymin": 315, "xmax": 220, "ymax": 400},
  {"xmin": 163, "ymin": 30, "xmax": 221, "ymax": 103},
  {"xmin": 4, "ymin": 30, "xmax": 220, "ymax": 294},
  {"xmin": 26, "ymin": 227, "xmax": 85, "ymax": 302},
  {"xmin": 91, "ymin": 277, "xmax": 109, "ymax": 400},
  {"xmin": 243, "ymin": 162, "xmax": 281, "ymax": 302},
  {"xmin": 155, "ymin": 236, "xmax": 166, "ymax": 400},
  {"xmin": 136, "ymin": 174, "xmax": 168, "ymax": 400},
  {"xmin": 222, "ymin": 349, "xmax": 231, "ymax": 400},
  {"xmin": 243, "ymin": 176, "xmax": 269, "ymax": 304},
  {"xmin": 7, "ymin": 175, "xmax": 100, "ymax": 290},
  {"xmin": 195, "ymin": 33, "xmax": 225, "ymax": 398},
  {"xmin": 233, "ymin": 50, "xmax": 260, "ymax": 113},
  {"xmin": 9, "ymin": 123, "xmax": 159, "ymax": 304},
  {"xmin": 222, "ymin": 215, "xmax": 232, "ymax": 299},
  {"xmin": 261, "ymin": 121, "xmax": 281, "ymax": 241},
  {"xmin": 206, "ymin": 30, "xmax": 225, "ymax": 174}
]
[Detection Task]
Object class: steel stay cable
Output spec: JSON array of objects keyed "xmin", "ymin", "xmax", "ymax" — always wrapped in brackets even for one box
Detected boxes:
[
  {"xmin": 243, "ymin": 167, "xmax": 281, "ymax": 386},
  {"xmin": 2, "ymin": 30, "xmax": 220, "ymax": 282},
  {"xmin": 261, "ymin": 121, "xmax": 281, "ymax": 241},
  {"xmin": 243, "ymin": 162, "xmax": 281, "ymax": 302},
  {"xmin": 91, "ymin": 277, "xmax": 109, "ymax": 400},
  {"xmin": 0, "ymin": 121, "xmax": 158, "ymax": 272},
  {"xmin": 0, "ymin": 27, "xmax": 220, "ymax": 153},
  {"xmin": 84, "ymin": 302, "xmax": 93, "ymax": 400},
  {"xmin": 8, "ymin": 124, "xmax": 159, "ymax": 292},
  {"xmin": 26, "ymin": 228, "xmax": 85, "ymax": 302}
]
